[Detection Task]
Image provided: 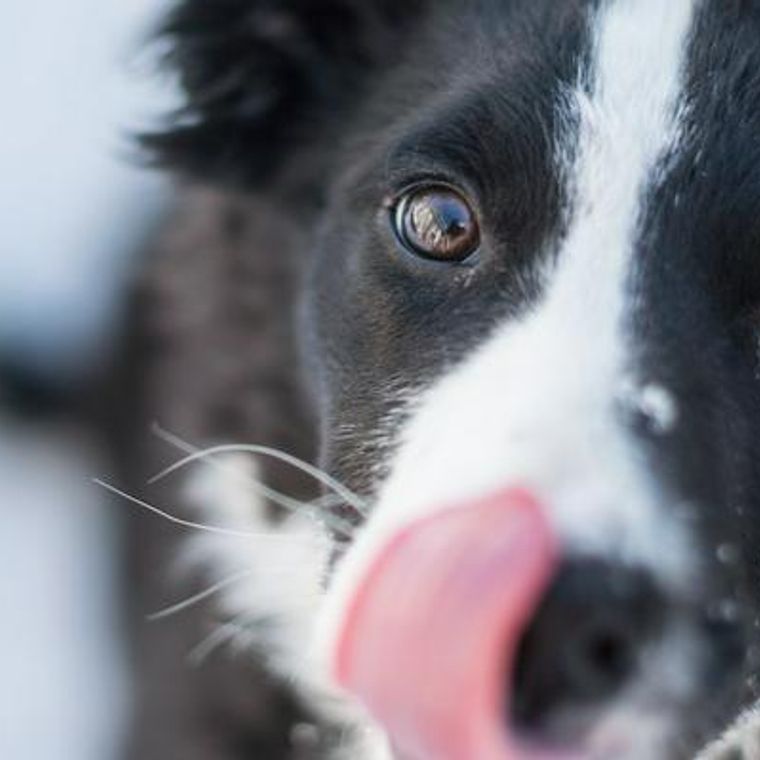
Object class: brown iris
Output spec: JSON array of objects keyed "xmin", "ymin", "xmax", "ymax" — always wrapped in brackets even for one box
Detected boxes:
[{"xmin": 393, "ymin": 185, "xmax": 480, "ymax": 262}]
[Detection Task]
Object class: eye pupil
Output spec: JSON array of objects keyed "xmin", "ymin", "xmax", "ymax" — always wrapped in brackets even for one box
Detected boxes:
[{"xmin": 395, "ymin": 186, "xmax": 479, "ymax": 261}]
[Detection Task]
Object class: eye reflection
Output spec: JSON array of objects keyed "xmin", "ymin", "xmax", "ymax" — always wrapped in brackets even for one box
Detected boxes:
[{"xmin": 393, "ymin": 185, "xmax": 480, "ymax": 262}]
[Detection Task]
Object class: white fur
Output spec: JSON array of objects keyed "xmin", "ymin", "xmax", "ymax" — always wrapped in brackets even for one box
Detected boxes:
[
  {"xmin": 620, "ymin": 380, "xmax": 681, "ymax": 435},
  {"xmin": 697, "ymin": 704, "xmax": 760, "ymax": 759},
  {"xmin": 317, "ymin": 2, "xmax": 702, "ymax": 754},
  {"xmin": 181, "ymin": 453, "xmax": 330, "ymax": 676},
  {"xmin": 180, "ymin": 453, "xmax": 391, "ymax": 758},
  {"xmin": 320, "ymin": 0, "xmax": 698, "ymax": 659}
]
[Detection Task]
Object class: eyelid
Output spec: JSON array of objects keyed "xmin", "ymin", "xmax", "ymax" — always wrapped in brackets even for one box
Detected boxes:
[
  {"xmin": 383, "ymin": 151, "xmax": 485, "ymax": 193},
  {"xmin": 383, "ymin": 143, "xmax": 486, "ymax": 198},
  {"xmin": 385, "ymin": 175, "xmax": 482, "ymax": 214}
]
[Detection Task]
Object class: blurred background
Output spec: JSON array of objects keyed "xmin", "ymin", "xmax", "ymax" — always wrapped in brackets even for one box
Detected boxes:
[{"xmin": 1, "ymin": 2, "xmax": 175, "ymax": 757}]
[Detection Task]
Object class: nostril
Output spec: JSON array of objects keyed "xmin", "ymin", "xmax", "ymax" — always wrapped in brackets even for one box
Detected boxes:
[
  {"xmin": 512, "ymin": 559, "xmax": 664, "ymax": 733},
  {"xmin": 570, "ymin": 620, "xmax": 636, "ymax": 696}
]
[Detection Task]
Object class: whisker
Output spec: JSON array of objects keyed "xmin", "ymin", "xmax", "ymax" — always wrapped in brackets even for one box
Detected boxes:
[
  {"xmin": 94, "ymin": 479, "xmax": 323, "ymax": 542},
  {"xmin": 149, "ymin": 425, "xmax": 356, "ymax": 538},
  {"xmin": 151, "ymin": 423, "xmax": 368, "ymax": 517},
  {"xmin": 186, "ymin": 605, "xmax": 318, "ymax": 668},
  {"xmin": 147, "ymin": 569, "xmax": 256, "ymax": 621},
  {"xmin": 188, "ymin": 618, "xmax": 249, "ymax": 667},
  {"xmin": 187, "ymin": 591, "xmax": 325, "ymax": 668},
  {"xmin": 148, "ymin": 564, "xmax": 323, "ymax": 622}
]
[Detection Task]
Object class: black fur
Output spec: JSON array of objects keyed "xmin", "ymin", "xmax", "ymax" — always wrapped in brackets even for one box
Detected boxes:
[
  {"xmin": 124, "ymin": 1, "xmax": 760, "ymax": 757},
  {"xmin": 144, "ymin": 0, "xmax": 429, "ymax": 185}
]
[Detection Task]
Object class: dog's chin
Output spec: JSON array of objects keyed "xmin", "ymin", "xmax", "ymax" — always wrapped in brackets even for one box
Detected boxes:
[{"xmin": 516, "ymin": 705, "xmax": 680, "ymax": 760}]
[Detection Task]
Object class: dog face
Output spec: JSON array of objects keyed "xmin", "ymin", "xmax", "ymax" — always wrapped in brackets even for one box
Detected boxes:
[{"xmin": 155, "ymin": 0, "xmax": 760, "ymax": 756}]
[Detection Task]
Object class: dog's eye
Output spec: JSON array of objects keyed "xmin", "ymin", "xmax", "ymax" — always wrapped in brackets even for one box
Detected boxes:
[{"xmin": 393, "ymin": 185, "xmax": 480, "ymax": 262}]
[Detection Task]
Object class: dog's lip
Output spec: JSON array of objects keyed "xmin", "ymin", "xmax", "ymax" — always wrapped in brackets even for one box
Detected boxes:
[{"xmin": 331, "ymin": 488, "xmax": 575, "ymax": 760}]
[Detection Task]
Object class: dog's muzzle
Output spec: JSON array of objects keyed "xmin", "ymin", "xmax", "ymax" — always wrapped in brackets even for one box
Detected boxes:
[{"xmin": 329, "ymin": 489, "xmax": 670, "ymax": 760}]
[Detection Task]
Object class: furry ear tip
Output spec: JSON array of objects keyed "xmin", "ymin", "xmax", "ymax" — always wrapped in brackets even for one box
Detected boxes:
[
  {"xmin": 148, "ymin": 0, "xmax": 428, "ymax": 186},
  {"xmin": 139, "ymin": 125, "xmax": 274, "ymax": 186}
]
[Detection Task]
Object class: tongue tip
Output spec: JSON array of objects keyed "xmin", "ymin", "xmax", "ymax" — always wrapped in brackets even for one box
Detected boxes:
[{"xmin": 332, "ymin": 488, "xmax": 558, "ymax": 760}]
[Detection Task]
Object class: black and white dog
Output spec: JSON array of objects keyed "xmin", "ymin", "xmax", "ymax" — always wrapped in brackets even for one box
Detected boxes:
[{"xmin": 121, "ymin": 1, "xmax": 760, "ymax": 758}]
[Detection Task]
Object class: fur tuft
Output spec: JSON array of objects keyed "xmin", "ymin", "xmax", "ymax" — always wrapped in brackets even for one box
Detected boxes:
[{"xmin": 144, "ymin": 0, "xmax": 427, "ymax": 186}]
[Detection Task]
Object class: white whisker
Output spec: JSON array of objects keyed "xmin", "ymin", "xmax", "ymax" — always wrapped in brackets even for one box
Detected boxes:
[
  {"xmin": 94, "ymin": 479, "xmax": 322, "ymax": 542},
  {"xmin": 188, "ymin": 618, "xmax": 250, "ymax": 667},
  {"xmin": 149, "ymin": 425, "xmax": 357, "ymax": 537},
  {"xmin": 187, "ymin": 600, "xmax": 320, "ymax": 668},
  {"xmin": 151, "ymin": 423, "xmax": 368, "ymax": 517},
  {"xmin": 147, "ymin": 569, "xmax": 256, "ymax": 621},
  {"xmin": 148, "ymin": 563, "xmax": 325, "ymax": 622}
]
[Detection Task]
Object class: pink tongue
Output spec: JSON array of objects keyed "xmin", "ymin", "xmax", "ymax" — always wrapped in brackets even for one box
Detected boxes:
[{"xmin": 333, "ymin": 489, "xmax": 558, "ymax": 760}]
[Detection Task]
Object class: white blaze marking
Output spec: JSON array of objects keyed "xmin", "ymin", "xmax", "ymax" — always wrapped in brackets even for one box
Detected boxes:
[{"xmin": 319, "ymin": 0, "xmax": 699, "ymax": 672}]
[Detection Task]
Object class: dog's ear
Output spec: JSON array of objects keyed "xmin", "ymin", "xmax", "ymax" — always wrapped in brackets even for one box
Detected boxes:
[{"xmin": 145, "ymin": 0, "xmax": 427, "ymax": 187}]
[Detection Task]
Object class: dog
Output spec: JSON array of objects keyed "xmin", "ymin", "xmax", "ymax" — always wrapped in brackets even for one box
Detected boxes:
[{"xmin": 117, "ymin": 1, "xmax": 760, "ymax": 757}]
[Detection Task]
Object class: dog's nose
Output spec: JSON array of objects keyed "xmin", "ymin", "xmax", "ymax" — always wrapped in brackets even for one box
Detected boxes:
[
  {"xmin": 513, "ymin": 559, "xmax": 665, "ymax": 730},
  {"xmin": 327, "ymin": 491, "xmax": 672, "ymax": 759}
]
